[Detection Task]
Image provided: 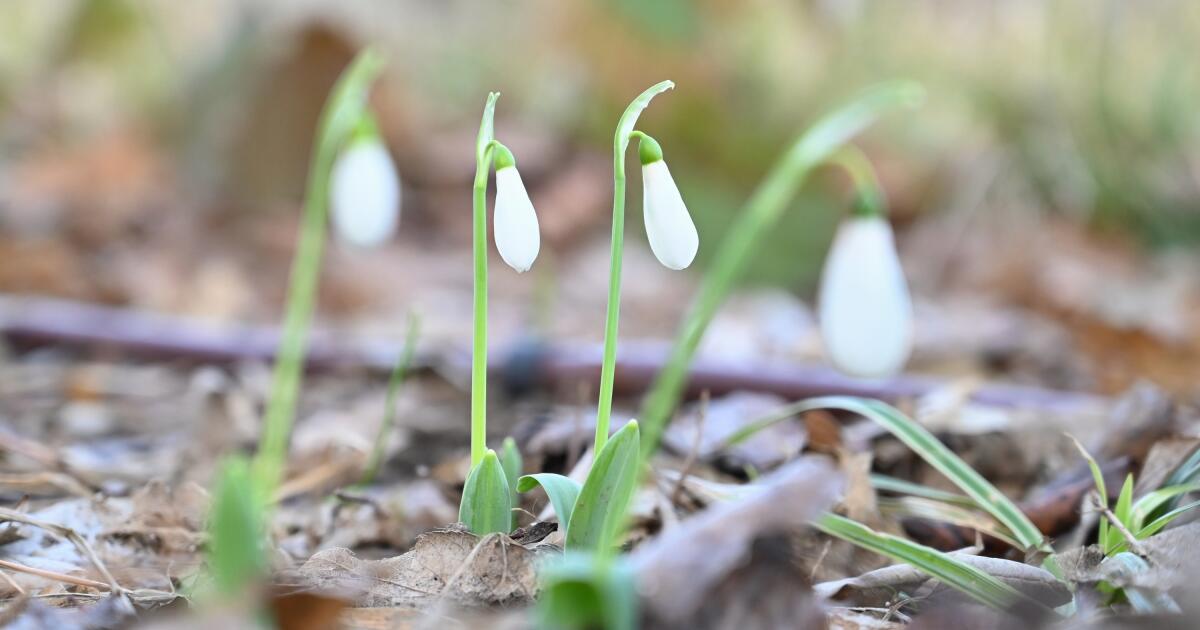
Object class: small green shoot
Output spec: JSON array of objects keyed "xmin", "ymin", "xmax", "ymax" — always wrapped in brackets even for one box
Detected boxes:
[
  {"xmin": 1071, "ymin": 436, "xmax": 1200, "ymax": 556},
  {"xmin": 207, "ymin": 455, "xmax": 264, "ymax": 598},
  {"xmin": 500, "ymin": 436, "xmax": 523, "ymax": 529},
  {"xmin": 459, "ymin": 449, "xmax": 512, "ymax": 535},
  {"xmin": 518, "ymin": 420, "xmax": 642, "ymax": 553},
  {"xmin": 567, "ymin": 420, "xmax": 641, "ymax": 552},
  {"xmin": 360, "ymin": 313, "xmax": 420, "ymax": 486},
  {"xmin": 537, "ymin": 552, "xmax": 637, "ymax": 630}
]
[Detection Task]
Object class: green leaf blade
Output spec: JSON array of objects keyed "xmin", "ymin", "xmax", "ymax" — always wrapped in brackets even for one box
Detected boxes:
[
  {"xmin": 459, "ymin": 450, "xmax": 512, "ymax": 535},
  {"xmin": 517, "ymin": 473, "xmax": 582, "ymax": 529},
  {"xmin": 501, "ymin": 437, "xmax": 524, "ymax": 530},
  {"xmin": 567, "ymin": 420, "xmax": 642, "ymax": 552},
  {"xmin": 816, "ymin": 513, "xmax": 1029, "ymax": 611},
  {"xmin": 208, "ymin": 455, "xmax": 265, "ymax": 596},
  {"xmin": 732, "ymin": 397, "xmax": 1056, "ymax": 574}
]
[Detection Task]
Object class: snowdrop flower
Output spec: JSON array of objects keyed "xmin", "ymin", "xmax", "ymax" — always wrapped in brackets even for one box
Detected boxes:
[
  {"xmin": 492, "ymin": 144, "xmax": 540, "ymax": 272},
  {"xmin": 639, "ymin": 135, "xmax": 698, "ymax": 270},
  {"xmin": 330, "ymin": 127, "xmax": 401, "ymax": 248},
  {"xmin": 818, "ymin": 215, "xmax": 912, "ymax": 378}
]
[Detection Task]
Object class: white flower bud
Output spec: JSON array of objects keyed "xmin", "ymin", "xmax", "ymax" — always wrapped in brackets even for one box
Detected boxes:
[
  {"xmin": 818, "ymin": 216, "xmax": 913, "ymax": 378},
  {"xmin": 493, "ymin": 165, "xmax": 540, "ymax": 272},
  {"xmin": 330, "ymin": 138, "xmax": 401, "ymax": 248},
  {"xmin": 641, "ymin": 159, "xmax": 698, "ymax": 270}
]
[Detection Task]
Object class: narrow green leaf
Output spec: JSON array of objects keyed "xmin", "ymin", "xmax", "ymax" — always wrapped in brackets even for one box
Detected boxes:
[
  {"xmin": 208, "ymin": 455, "xmax": 264, "ymax": 596},
  {"xmin": 1130, "ymin": 484, "xmax": 1200, "ymax": 530},
  {"xmin": 568, "ymin": 421, "xmax": 641, "ymax": 552},
  {"xmin": 360, "ymin": 313, "xmax": 420, "ymax": 485},
  {"xmin": 1135, "ymin": 499, "xmax": 1200, "ymax": 540},
  {"xmin": 870, "ymin": 473, "xmax": 979, "ymax": 509},
  {"xmin": 877, "ymin": 496, "xmax": 1021, "ymax": 549},
  {"xmin": 517, "ymin": 473, "xmax": 582, "ymax": 529},
  {"xmin": 459, "ymin": 450, "xmax": 512, "ymax": 535},
  {"xmin": 1105, "ymin": 474, "xmax": 1135, "ymax": 553},
  {"xmin": 501, "ymin": 437, "xmax": 523, "ymax": 530},
  {"xmin": 816, "ymin": 513, "xmax": 1029, "ymax": 611},
  {"xmin": 1067, "ymin": 435, "xmax": 1109, "ymax": 551},
  {"xmin": 732, "ymin": 397, "xmax": 1055, "ymax": 569},
  {"xmin": 1151, "ymin": 445, "xmax": 1200, "ymax": 520}
]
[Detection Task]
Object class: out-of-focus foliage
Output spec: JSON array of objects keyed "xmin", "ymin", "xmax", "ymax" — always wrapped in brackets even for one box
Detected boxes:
[{"xmin": 1, "ymin": 0, "xmax": 1197, "ymax": 286}]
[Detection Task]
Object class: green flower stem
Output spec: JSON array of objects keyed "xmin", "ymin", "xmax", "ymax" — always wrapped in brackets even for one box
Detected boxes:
[
  {"xmin": 595, "ymin": 80, "xmax": 675, "ymax": 455},
  {"xmin": 253, "ymin": 48, "xmax": 384, "ymax": 498},
  {"xmin": 829, "ymin": 145, "xmax": 887, "ymax": 218},
  {"xmin": 471, "ymin": 93, "xmax": 500, "ymax": 467},
  {"xmin": 636, "ymin": 82, "xmax": 923, "ymax": 458}
]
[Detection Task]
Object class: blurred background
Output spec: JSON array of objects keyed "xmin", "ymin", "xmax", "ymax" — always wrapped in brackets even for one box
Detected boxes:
[{"xmin": 1, "ymin": 0, "xmax": 1200, "ymax": 397}]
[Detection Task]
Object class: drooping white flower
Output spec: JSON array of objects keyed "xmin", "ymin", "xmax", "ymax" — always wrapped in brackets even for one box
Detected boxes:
[
  {"xmin": 330, "ymin": 137, "xmax": 401, "ymax": 248},
  {"xmin": 641, "ymin": 145, "xmax": 698, "ymax": 270},
  {"xmin": 818, "ymin": 216, "xmax": 913, "ymax": 378},
  {"xmin": 492, "ymin": 149, "xmax": 540, "ymax": 273}
]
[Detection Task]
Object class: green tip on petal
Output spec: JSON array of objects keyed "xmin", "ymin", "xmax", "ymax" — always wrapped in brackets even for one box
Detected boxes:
[
  {"xmin": 637, "ymin": 134, "xmax": 663, "ymax": 166},
  {"xmin": 493, "ymin": 143, "xmax": 516, "ymax": 170}
]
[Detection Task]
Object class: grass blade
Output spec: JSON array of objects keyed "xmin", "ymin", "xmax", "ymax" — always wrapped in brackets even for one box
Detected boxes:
[
  {"xmin": 734, "ymin": 397, "xmax": 1055, "ymax": 567},
  {"xmin": 877, "ymin": 496, "xmax": 1021, "ymax": 549},
  {"xmin": 1135, "ymin": 499, "xmax": 1200, "ymax": 540},
  {"xmin": 1130, "ymin": 484, "xmax": 1200, "ymax": 528},
  {"xmin": 518, "ymin": 473, "xmax": 581, "ymax": 529},
  {"xmin": 1105, "ymin": 474, "xmax": 1135, "ymax": 553},
  {"xmin": 360, "ymin": 313, "xmax": 420, "ymax": 485},
  {"xmin": 871, "ymin": 473, "xmax": 979, "ymax": 509},
  {"xmin": 1068, "ymin": 435, "xmax": 1109, "ymax": 551},
  {"xmin": 568, "ymin": 420, "xmax": 641, "ymax": 552},
  {"xmin": 816, "ymin": 513, "xmax": 1029, "ymax": 611},
  {"xmin": 459, "ymin": 449, "xmax": 512, "ymax": 535}
]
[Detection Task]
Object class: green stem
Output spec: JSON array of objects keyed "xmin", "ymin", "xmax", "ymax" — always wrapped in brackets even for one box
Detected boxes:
[
  {"xmin": 595, "ymin": 80, "xmax": 675, "ymax": 455},
  {"xmin": 253, "ymin": 49, "xmax": 384, "ymax": 497},
  {"xmin": 829, "ymin": 145, "xmax": 887, "ymax": 218},
  {"xmin": 471, "ymin": 93, "xmax": 500, "ymax": 467},
  {"xmin": 360, "ymin": 313, "xmax": 421, "ymax": 485},
  {"xmin": 636, "ymin": 81, "xmax": 923, "ymax": 458}
]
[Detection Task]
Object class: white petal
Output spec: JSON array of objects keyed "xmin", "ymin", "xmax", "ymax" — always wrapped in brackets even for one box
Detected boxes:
[
  {"xmin": 494, "ymin": 166, "xmax": 540, "ymax": 272},
  {"xmin": 642, "ymin": 160, "xmax": 698, "ymax": 270},
  {"xmin": 330, "ymin": 139, "xmax": 401, "ymax": 248},
  {"xmin": 818, "ymin": 217, "xmax": 913, "ymax": 378}
]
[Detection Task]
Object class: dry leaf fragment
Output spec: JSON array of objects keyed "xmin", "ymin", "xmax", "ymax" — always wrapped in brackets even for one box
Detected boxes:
[{"xmin": 631, "ymin": 457, "xmax": 842, "ymax": 626}]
